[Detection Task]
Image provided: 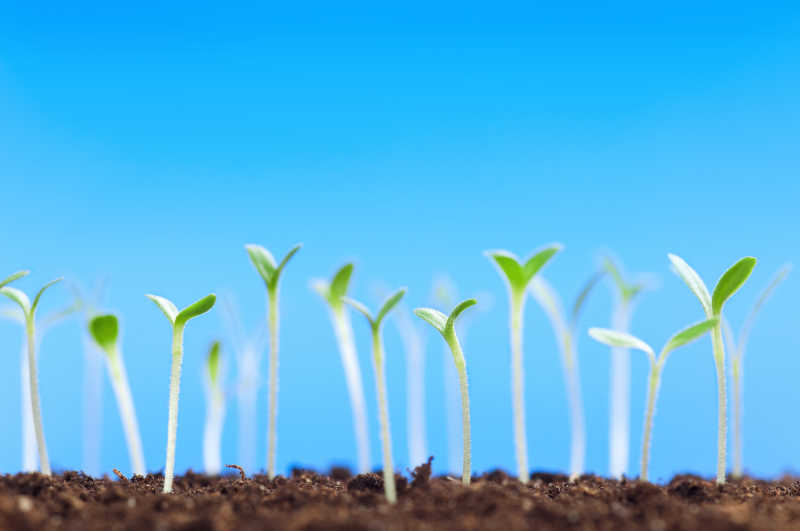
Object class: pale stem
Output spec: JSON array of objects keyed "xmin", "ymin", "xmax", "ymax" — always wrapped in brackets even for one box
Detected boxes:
[
  {"xmin": 237, "ymin": 347, "xmax": 258, "ymax": 472},
  {"xmin": 609, "ymin": 300, "xmax": 631, "ymax": 479},
  {"xmin": 447, "ymin": 334, "xmax": 471, "ymax": 486},
  {"xmin": 372, "ymin": 331, "xmax": 396, "ymax": 504},
  {"xmin": 562, "ymin": 334, "xmax": 586, "ymax": 481},
  {"xmin": 397, "ymin": 313, "xmax": 426, "ymax": 469},
  {"xmin": 443, "ymin": 344, "xmax": 461, "ymax": 475},
  {"xmin": 510, "ymin": 291, "xmax": 529, "ymax": 483},
  {"xmin": 332, "ymin": 308, "xmax": 371, "ymax": 473},
  {"xmin": 640, "ymin": 364, "xmax": 661, "ymax": 482},
  {"xmin": 203, "ymin": 389, "xmax": 225, "ymax": 475},
  {"xmin": 20, "ymin": 339, "xmax": 37, "ymax": 472},
  {"xmin": 163, "ymin": 325, "xmax": 185, "ymax": 494},
  {"xmin": 266, "ymin": 288, "xmax": 279, "ymax": 479},
  {"xmin": 82, "ymin": 335, "xmax": 103, "ymax": 477},
  {"xmin": 107, "ymin": 346, "xmax": 146, "ymax": 476},
  {"xmin": 26, "ymin": 317, "xmax": 51, "ymax": 475},
  {"xmin": 732, "ymin": 357, "xmax": 743, "ymax": 478},
  {"xmin": 711, "ymin": 324, "xmax": 727, "ymax": 485}
]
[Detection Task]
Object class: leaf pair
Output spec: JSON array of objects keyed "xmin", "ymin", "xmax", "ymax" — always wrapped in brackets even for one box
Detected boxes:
[
  {"xmin": 485, "ymin": 244, "xmax": 562, "ymax": 294},
  {"xmin": 414, "ymin": 299, "xmax": 477, "ymax": 339},
  {"xmin": 311, "ymin": 263, "xmax": 354, "ymax": 309},
  {"xmin": 668, "ymin": 254, "xmax": 756, "ymax": 317},
  {"xmin": 246, "ymin": 244, "xmax": 302, "ymax": 291},
  {"xmin": 603, "ymin": 257, "xmax": 646, "ymax": 303},
  {"xmin": 0, "ymin": 277, "xmax": 64, "ymax": 319},
  {"xmin": 147, "ymin": 294, "xmax": 217, "ymax": 328},
  {"xmin": 344, "ymin": 289, "xmax": 406, "ymax": 330},
  {"xmin": 89, "ymin": 314, "xmax": 120, "ymax": 356}
]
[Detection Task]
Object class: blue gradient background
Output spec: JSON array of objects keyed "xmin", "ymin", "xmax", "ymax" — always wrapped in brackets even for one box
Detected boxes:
[{"xmin": 1, "ymin": 2, "xmax": 798, "ymax": 483}]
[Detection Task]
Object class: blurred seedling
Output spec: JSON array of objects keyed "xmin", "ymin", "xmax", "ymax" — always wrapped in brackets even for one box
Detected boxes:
[{"xmin": 203, "ymin": 340, "xmax": 226, "ymax": 475}]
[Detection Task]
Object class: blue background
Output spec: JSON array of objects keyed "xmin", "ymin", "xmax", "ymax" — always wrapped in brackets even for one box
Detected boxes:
[{"xmin": 1, "ymin": 2, "xmax": 798, "ymax": 483}]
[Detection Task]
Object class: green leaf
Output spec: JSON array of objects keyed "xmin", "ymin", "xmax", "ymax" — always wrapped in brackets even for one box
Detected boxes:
[
  {"xmin": 602, "ymin": 257, "xmax": 643, "ymax": 302},
  {"xmin": 176, "ymin": 294, "xmax": 216, "ymax": 326},
  {"xmin": 145, "ymin": 294, "xmax": 179, "ymax": 324},
  {"xmin": 328, "ymin": 263, "xmax": 354, "ymax": 303},
  {"xmin": 0, "ymin": 286, "xmax": 31, "ymax": 314},
  {"xmin": 662, "ymin": 318, "xmax": 718, "ymax": 355},
  {"xmin": 375, "ymin": 288, "xmax": 406, "ymax": 325},
  {"xmin": 445, "ymin": 298, "xmax": 476, "ymax": 335},
  {"xmin": 342, "ymin": 297, "xmax": 374, "ymax": 323},
  {"xmin": 588, "ymin": 327, "xmax": 655, "ymax": 363},
  {"xmin": 89, "ymin": 314, "xmax": 119, "ymax": 355},
  {"xmin": 276, "ymin": 244, "xmax": 302, "ymax": 277},
  {"xmin": 30, "ymin": 277, "xmax": 63, "ymax": 315},
  {"xmin": 523, "ymin": 244, "xmax": 562, "ymax": 282},
  {"xmin": 711, "ymin": 257, "xmax": 757, "ymax": 316},
  {"xmin": 245, "ymin": 243, "xmax": 301, "ymax": 289},
  {"xmin": 668, "ymin": 253, "xmax": 713, "ymax": 316},
  {"xmin": 570, "ymin": 270, "xmax": 604, "ymax": 329},
  {"xmin": 414, "ymin": 307, "xmax": 447, "ymax": 334},
  {"xmin": 486, "ymin": 244, "xmax": 562, "ymax": 293},
  {"xmin": 739, "ymin": 263, "xmax": 791, "ymax": 354},
  {"xmin": 207, "ymin": 341, "xmax": 222, "ymax": 385},
  {"xmin": 0, "ymin": 270, "xmax": 29, "ymax": 289}
]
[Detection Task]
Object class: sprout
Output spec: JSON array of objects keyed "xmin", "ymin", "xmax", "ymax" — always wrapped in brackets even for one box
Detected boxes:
[
  {"xmin": 0, "ymin": 270, "xmax": 29, "ymax": 288},
  {"xmin": 147, "ymin": 293, "xmax": 216, "ymax": 493},
  {"xmin": 203, "ymin": 340, "xmax": 226, "ymax": 475},
  {"xmin": 311, "ymin": 264, "xmax": 371, "ymax": 473},
  {"xmin": 88, "ymin": 313, "xmax": 146, "ymax": 476},
  {"xmin": 344, "ymin": 288, "xmax": 406, "ymax": 504},
  {"xmin": 0, "ymin": 276, "xmax": 63, "ymax": 475},
  {"xmin": 414, "ymin": 299, "xmax": 476, "ymax": 486},
  {"xmin": 530, "ymin": 271, "xmax": 603, "ymax": 480},
  {"xmin": 602, "ymin": 257, "xmax": 649, "ymax": 479},
  {"xmin": 668, "ymin": 254, "xmax": 756, "ymax": 484},
  {"xmin": 485, "ymin": 244, "xmax": 562, "ymax": 483},
  {"xmin": 246, "ymin": 243, "xmax": 301, "ymax": 478},
  {"xmin": 722, "ymin": 264, "xmax": 791, "ymax": 478},
  {"xmin": 589, "ymin": 317, "xmax": 718, "ymax": 481}
]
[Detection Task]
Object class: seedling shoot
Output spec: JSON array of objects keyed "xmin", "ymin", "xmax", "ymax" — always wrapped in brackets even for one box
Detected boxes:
[
  {"xmin": 147, "ymin": 292, "xmax": 216, "ymax": 493},
  {"xmin": 203, "ymin": 340, "xmax": 226, "ymax": 475},
  {"xmin": 414, "ymin": 298, "xmax": 476, "ymax": 486}
]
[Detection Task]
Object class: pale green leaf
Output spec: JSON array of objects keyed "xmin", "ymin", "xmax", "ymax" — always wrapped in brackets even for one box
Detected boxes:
[
  {"xmin": 668, "ymin": 253, "xmax": 713, "ymax": 316},
  {"xmin": 711, "ymin": 257, "xmax": 756, "ymax": 316},
  {"xmin": 375, "ymin": 288, "xmax": 406, "ymax": 325},
  {"xmin": 0, "ymin": 270, "xmax": 29, "ymax": 289},
  {"xmin": 30, "ymin": 277, "xmax": 63, "ymax": 315},
  {"xmin": 207, "ymin": 341, "xmax": 222, "ymax": 385},
  {"xmin": 328, "ymin": 263, "xmax": 354, "ymax": 303},
  {"xmin": 662, "ymin": 318, "xmax": 718, "ymax": 355},
  {"xmin": 445, "ymin": 298, "xmax": 476, "ymax": 335},
  {"xmin": 342, "ymin": 297, "xmax": 374, "ymax": 323},
  {"xmin": 176, "ymin": 294, "xmax": 216, "ymax": 325},
  {"xmin": 0, "ymin": 287, "xmax": 31, "ymax": 314},
  {"xmin": 523, "ymin": 244, "xmax": 563, "ymax": 282},
  {"xmin": 589, "ymin": 327, "xmax": 655, "ymax": 362},
  {"xmin": 275, "ymin": 243, "xmax": 302, "ymax": 277},
  {"xmin": 570, "ymin": 270, "xmax": 604, "ymax": 329},
  {"xmin": 739, "ymin": 263, "xmax": 791, "ymax": 356},
  {"xmin": 245, "ymin": 244, "xmax": 277, "ymax": 285},
  {"xmin": 414, "ymin": 307, "xmax": 447, "ymax": 333},
  {"xmin": 89, "ymin": 314, "xmax": 119, "ymax": 355},
  {"xmin": 145, "ymin": 294, "xmax": 179, "ymax": 324},
  {"xmin": 485, "ymin": 250, "xmax": 525, "ymax": 290}
]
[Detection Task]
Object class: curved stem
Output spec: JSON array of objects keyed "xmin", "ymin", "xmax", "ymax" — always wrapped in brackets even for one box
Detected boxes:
[
  {"xmin": 640, "ymin": 364, "xmax": 661, "ymax": 482},
  {"xmin": 510, "ymin": 291, "xmax": 529, "ymax": 483},
  {"xmin": 372, "ymin": 330, "xmax": 396, "ymax": 504},
  {"xmin": 163, "ymin": 325, "xmax": 185, "ymax": 493},
  {"xmin": 108, "ymin": 347, "xmax": 146, "ymax": 476},
  {"xmin": 562, "ymin": 334, "xmax": 585, "ymax": 481},
  {"xmin": 732, "ymin": 357, "xmax": 743, "ymax": 478},
  {"xmin": 26, "ymin": 317, "xmax": 50, "ymax": 475},
  {"xmin": 447, "ymin": 335, "xmax": 471, "ymax": 486},
  {"xmin": 267, "ymin": 288, "xmax": 279, "ymax": 478},
  {"xmin": 711, "ymin": 324, "xmax": 727, "ymax": 484},
  {"xmin": 609, "ymin": 300, "xmax": 631, "ymax": 479}
]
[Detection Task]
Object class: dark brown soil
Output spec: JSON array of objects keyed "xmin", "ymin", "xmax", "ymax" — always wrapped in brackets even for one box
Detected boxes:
[{"xmin": 2, "ymin": 462, "xmax": 800, "ymax": 530}]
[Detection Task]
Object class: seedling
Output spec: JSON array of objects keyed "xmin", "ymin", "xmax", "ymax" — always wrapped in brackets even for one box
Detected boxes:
[
  {"xmin": 414, "ymin": 299, "xmax": 476, "ymax": 486},
  {"xmin": 722, "ymin": 264, "xmax": 791, "ymax": 478},
  {"xmin": 88, "ymin": 313, "xmax": 146, "ymax": 476},
  {"xmin": 668, "ymin": 254, "xmax": 756, "ymax": 484},
  {"xmin": 530, "ymin": 271, "xmax": 603, "ymax": 480},
  {"xmin": 485, "ymin": 244, "xmax": 562, "ymax": 482},
  {"xmin": 0, "ymin": 276, "xmax": 63, "ymax": 475},
  {"xmin": 311, "ymin": 264, "xmax": 371, "ymax": 473},
  {"xmin": 589, "ymin": 317, "xmax": 718, "ymax": 481},
  {"xmin": 203, "ymin": 340, "xmax": 226, "ymax": 475},
  {"xmin": 246, "ymin": 243, "xmax": 301, "ymax": 478},
  {"xmin": 602, "ymin": 257, "xmax": 648, "ymax": 479},
  {"xmin": 147, "ymin": 293, "xmax": 216, "ymax": 493},
  {"xmin": 344, "ymin": 288, "xmax": 406, "ymax": 504}
]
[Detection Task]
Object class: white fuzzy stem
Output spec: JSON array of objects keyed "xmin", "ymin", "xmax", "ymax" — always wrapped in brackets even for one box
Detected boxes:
[
  {"xmin": 510, "ymin": 291, "xmax": 529, "ymax": 483},
  {"xmin": 443, "ymin": 344, "xmax": 461, "ymax": 475},
  {"xmin": 562, "ymin": 334, "xmax": 585, "ymax": 481},
  {"xmin": 732, "ymin": 357, "xmax": 743, "ymax": 478},
  {"xmin": 82, "ymin": 335, "xmax": 103, "ymax": 477},
  {"xmin": 447, "ymin": 334, "xmax": 471, "ymax": 486},
  {"xmin": 20, "ymin": 338, "xmax": 37, "ymax": 472},
  {"xmin": 640, "ymin": 364, "xmax": 661, "ymax": 482},
  {"xmin": 372, "ymin": 331, "xmax": 396, "ymax": 504},
  {"xmin": 237, "ymin": 348, "xmax": 259, "ymax": 472},
  {"xmin": 712, "ymin": 324, "xmax": 727, "ymax": 485},
  {"xmin": 609, "ymin": 301, "xmax": 631, "ymax": 479},
  {"xmin": 26, "ymin": 317, "xmax": 50, "ymax": 475},
  {"xmin": 163, "ymin": 325, "xmax": 185, "ymax": 493},
  {"xmin": 107, "ymin": 346, "xmax": 146, "ymax": 476},
  {"xmin": 266, "ymin": 289, "xmax": 279, "ymax": 479},
  {"xmin": 203, "ymin": 390, "xmax": 225, "ymax": 475}
]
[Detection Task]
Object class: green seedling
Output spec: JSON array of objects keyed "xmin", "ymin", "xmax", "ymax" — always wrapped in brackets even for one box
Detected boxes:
[
  {"xmin": 722, "ymin": 264, "xmax": 791, "ymax": 478},
  {"xmin": 530, "ymin": 272, "xmax": 603, "ymax": 480},
  {"xmin": 147, "ymin": 293, "xmax": 216, "ymax": 493},
  {"xmin": 203, "ymin": 341, "xmax": 226, "ymax": 475},
  {"xmin": 344, "ymin": 288, "xmax": 406, "ymax": 504},
  {"xmin": 415, "ymin": 299, "xmax": 476, "ymax": 486},
  {"xmin": 246, "ymin": 243, "xmax": 301, "ymax": 478},
  {"xmin": 602, "ymin": 256, "xmax": 648, "ymax": 479},
  {"xmin": 312, "ymin": 263, "xmax": 371, "ymax": 473},
  {"xmin": 668, "ymin": 254, "xmax": 756, "ymax": 484},
  {"xmin": 485, "ymin": 244, "xmax": 562, "ymax": 483},
  {"xmin": 88, "ymin": 314, "xmax": 146, "ymax": 476},
  {"xmin": 589, "ymin": 318, "xmax": 718, "ymax": 481},
  {"xmin": 0, "ymin": 276, "xmax": 63, "ymax": 475}
]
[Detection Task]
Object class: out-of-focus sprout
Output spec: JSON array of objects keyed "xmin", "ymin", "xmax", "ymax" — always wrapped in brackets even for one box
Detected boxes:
[{"xmin": 203, "ymin": 341, "xmax": 226, "ymax": 475}]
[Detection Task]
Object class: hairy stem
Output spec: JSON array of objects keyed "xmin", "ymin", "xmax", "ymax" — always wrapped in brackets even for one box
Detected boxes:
[
  {"xmin": 447, "ymin": 334, "xmax": 471, "ymax": 486},
  {"xmin": 510, "ymin": 291, "xmax": 529, "ymax": 483},
  {"xmin": 562, "ymin": 334, "xmax": 586, "ymax": 481},
  {"xmin": 640, "ymin": 364, "xmax": 661, "ymax": 482},
  {"xmin": 107, "ymin": 346, "xmax": 146, "ymax": 476},
  {"xmin": 82, "ymin": 335, "xmax": 103, "ymax": 477},
  {"xmin": 20, "ymin": 339, "xmax": 37, "ymax": 472},
  {"xmin": 26, "ymin": 317, "xmax": 50, "ymax": 475},
  {"xmin": 712, "ymin": 324, "xmax": 727, "ymax": 484},
  {"xmin": 732, "ymin": 357, "xmax": 743, "ymax": 478},
  {"xmin": 609, "ymin": 300, "xmax": 631, "ymax": 479},
  {"xmin": 267, "ymin": 288, "xmax": 279, "ymax": 479},
  {"xmin": 163, "ymin": 325, "xmax": 185, "ymax": 494},
  {"xmin": 332, "ymin": 308, "xmax": 371, "ymax": 473},
  {"xmin": 372, "ymin": 331, "xmax": 396, "ymax": 504}
]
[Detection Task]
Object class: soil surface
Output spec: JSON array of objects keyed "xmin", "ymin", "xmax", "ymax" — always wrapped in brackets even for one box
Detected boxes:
[{"xmin": 2, "ymin": 461, "xmax": 800, "ymax": 530}]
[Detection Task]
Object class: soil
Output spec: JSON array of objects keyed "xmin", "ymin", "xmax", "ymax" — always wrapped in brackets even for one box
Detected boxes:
[{"xmin": 2, "ymin": 460, "xmax": 800, "ymax": 530}]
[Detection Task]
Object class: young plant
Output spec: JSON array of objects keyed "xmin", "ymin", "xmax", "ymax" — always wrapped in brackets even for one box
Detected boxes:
[
  {"xmin": 311, "ymin": 264, "xmax": 371, "ymax": 473},
  {"xmin": 530, "ymin": 271, "xmax": 603, "ymax": 480},
  {"xmin": 414, "ymin": 299, "xmax": 476, "ymax": 486},
  {"xmin": 589, "ymin": 318, "xmax": 717, "ymax": 480},
  {"xmin": 602, "ymin": 257, "xmax": 648, "ymax": 479},
  {"xmin": 246, "ymin": 243, "xmax": 301, "ymax": 478},
  {"xmin": 485, "ymin": 244, "xmax": 562, "ymax": 483},
  {"xmin": 344, "ymin": 288, "xmax": 406, "ymax": 504},
  {"xmin": 722, "ymin": 264, "xmax": 791, "ymax": 478},
  {"xmin": 147, "ymin": 293, "xmax": 216, "ymax": 493},
  {"xmin": 203, "ymin": 340, "xmax": 227, "ymax": 475},
  {"xmin": 88, "ymin": 313, "xmax": 146, "ymax": 476},
  {"xmin": 0, "ymin": 276, "xmax": 63, "ymax": 475},
  {"xmin": 668, "ymin": 254, "xmax": 756, "ymax": 484}
]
